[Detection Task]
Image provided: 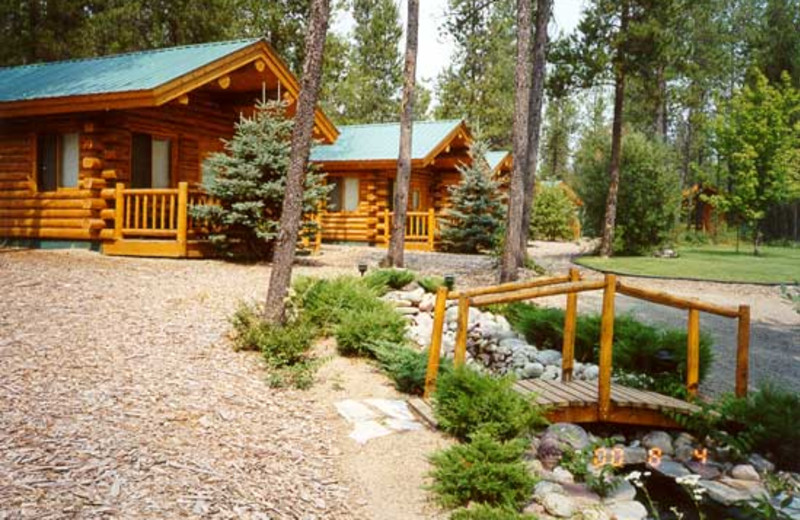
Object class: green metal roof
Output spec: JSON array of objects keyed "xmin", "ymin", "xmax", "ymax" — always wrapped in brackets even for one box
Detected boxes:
[
  {"xmin": 311, "ymin": 120, "xmax": 463, "ymax": 163},
  {"xmin": 0, "ymin": 39, "xmax": 259, "ymax": 102},
  {"xmin": 485, "ymin": 150, "xmax": 510, "ymax": 171}
]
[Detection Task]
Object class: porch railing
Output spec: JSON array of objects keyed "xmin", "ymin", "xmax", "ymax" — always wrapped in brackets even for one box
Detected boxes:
[{"xmin": 381, "ymin": 209, "xmax": 437, "ymax": 250}]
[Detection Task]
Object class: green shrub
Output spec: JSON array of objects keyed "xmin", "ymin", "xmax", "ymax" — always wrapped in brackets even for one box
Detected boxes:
[
  {"xmin": 433, "ymin": 367, "xmax": 546, "ymax": 442},
  {"xmin": 575, "ymin": 129, "xmax": 680, "ymax": 255},
  {"xmin": 530, "ymin": 183, "xmax": 579, "ymax": 241},
  {"xmin": 429, "ymin": 433, "xmax": 536, "ymax": 508},
  {"xmin": 230, "ymin": 301, "xmax": 266, "ymax": 351},
  {"xmin": 298, "ymin": 276, "xmax": 383, "ymax": 332},
  {"xmin": 334, "ymin": 306, "xmax": 408, "ymax": 356},
  {"xmin": 502, "ymin": 302, "xmax": 714, "ymax": 390},
  {"xmin": 363, "ymin": 268, "xmax": 416, "ymax": 294},
  {"xmin": 257, "ymin": 320, "xmax": 317, "ymax": 368},
  {"xmin": 372, "ymin": 343, "xmax": 454, "ymax": 395},
  {"xmin": 417, "ymin": 275, "xmax": 445, "ymax": 293},
  {"xmin": 450, "ymin": 504, "xmax": 536, "ymax": 520}
]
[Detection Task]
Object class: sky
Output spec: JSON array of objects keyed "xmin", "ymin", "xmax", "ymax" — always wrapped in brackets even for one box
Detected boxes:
[{"xmin": 333, "ymin": 0, "xmax": 587, "ymax": 86}]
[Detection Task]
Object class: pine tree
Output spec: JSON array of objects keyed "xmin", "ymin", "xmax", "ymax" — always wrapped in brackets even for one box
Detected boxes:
[
  {"xmin": 539, "ymin": 96, "xmax": 578, "ymax": 181},
  {"xmin": 441, "ymin": 142, "xmax": 506, "ymax": 254},
  {"xmin": 192, "ymin": 101, "xmax": 328, "ymax": 260}
]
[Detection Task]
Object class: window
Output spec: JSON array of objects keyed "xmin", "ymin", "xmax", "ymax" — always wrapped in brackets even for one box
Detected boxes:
[
  {"xmin": 131, "ymin": 133, "xmax": 171, "ymax": 188},
  {"xmin": 37, "ymin": 133, "xmax": 79, "ymax": 190},
  {"xmin": 327, "ymin": 177, "xmax": 359, "ymax": 212},
  {"xmin": 411, "ymin": 189, "xmax": 421, "ymax": 210}
]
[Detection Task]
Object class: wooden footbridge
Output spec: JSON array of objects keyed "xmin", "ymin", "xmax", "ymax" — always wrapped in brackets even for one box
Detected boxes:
[{"xmin": 419, "ymin": 270, "xmax": 751, "ymax": 428}]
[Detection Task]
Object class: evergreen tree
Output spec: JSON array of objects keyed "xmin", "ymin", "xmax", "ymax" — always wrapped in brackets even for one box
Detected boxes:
[
  {"xmin": 539, "ymin": 96, "xmax": 578, "ymax": 181},
  {"xmin": 434, "ymin": 0, "xmax": 516, "ymax": 147},
  {"xmin": 192, "ymin": 101, "xmax": 328, "ymax": 260},
  {"xmin": 441, "ymin": 142, "xmax": 506, "ymax": 254},
  {"xmin": 333, "ymin": 0, "xmax": 403, "ymax": 124}
]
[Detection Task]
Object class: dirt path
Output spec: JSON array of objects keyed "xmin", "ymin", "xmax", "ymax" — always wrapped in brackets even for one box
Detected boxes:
[
  {"xmin": 526, "ymin": 241, "xmax": 800, "ymax": 396},
  {"xmin": 0, "ymin": 249, "xmax": 449, "ymax": 518}
]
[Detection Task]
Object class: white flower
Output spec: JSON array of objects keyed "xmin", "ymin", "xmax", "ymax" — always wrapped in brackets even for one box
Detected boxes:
[
  {"xmin": 625, "ymin": 471, "xmax": 642, "ymax": 481},
  {"xmin": 676, "ymin": 474, "xmax": 702, "ymax": 487}
]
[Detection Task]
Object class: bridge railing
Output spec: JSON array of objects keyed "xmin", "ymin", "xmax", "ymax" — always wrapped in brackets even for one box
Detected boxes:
[{"xmin": 423, "ymin": 269, "xmax": 751, "ymax": 419}]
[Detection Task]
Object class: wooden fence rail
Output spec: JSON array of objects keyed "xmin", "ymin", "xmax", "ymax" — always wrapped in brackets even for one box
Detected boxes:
[{"xmin": 423, "ymin": 270, "xmax": 752, "ymax": 420}]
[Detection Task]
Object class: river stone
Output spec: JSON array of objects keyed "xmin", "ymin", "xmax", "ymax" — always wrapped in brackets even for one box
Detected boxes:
[
  {"xmin": 418, "ymin": 294, "xmax": 435, "ymax": 312},
  {"xmin": 543, "ymin": 423, "xmax": 591, "ymax": 451},
  {"xmin": 698, "ymin": 479, "xmax": 760, "ymax": 506},
  {"xmin": 499, "ymin": 337, "xmax": 529, "ymax": 350},
  {"xmin": 521, "ymin": 362, "xmax": 545, "ymax": 379},
  {"xmin": 395, "ymin": 306, "xmax": 418, "ymax": 316},
  {"xmin": 538, "ymin": 436, "xmax": 564, "ymax": 469},
  {"xmin": 605, "ymin": 480, "xmax": 637, "ymax": 503},
  {"xmin": 674, "ymin": 444, "xmax": 695, "ymax": 463},
  {"xmin": 536, "ymin": 349, "xmax": 563, "ymax": 366},
  {"xmin": 543, "ymin": 492, "xmax": 576, "ymax": 518},
  {"xmin": 604, "ymin": 501, "xmax": 648, "ymax": 520},
  {"xmin": 534, "ymin": 480, "xmax": 565, "ymax": 501},
  {"xmin": 674, "ymin": 432, "xmax": 696, "ymax": 447},
  {"xmin": 642, "ymin": 431, "xmax": 674, "ymax": 456},
  {"xmin": 541, "ymin": 365, "xmax": 561, "ymax": 381},
  {"xmin": 731, "ymin": 464, "xmax": 760, "ymax": 482},
  {"xmin": 580, "ymin": 508, "xmax": 611, "ymax": 520},
  {"xmin": 584, "ymin": 365, "xmax": 599, "ymax": 380},
  {"xmin": 747, "ymin": 453, "xmax": 775, "ymax": 473},
  {"xmin": 552, "ymin": 466, "xmax": 575, "ymax": 484},
  {"xmin": 651, "ymin": 460, "xmax": 691, "ymax": 479},
  {"xmin": 718, "ymin": 477, "xmax": 768, "ymax": 497},
  {"xmin": 685, "ymin": 460, "xmax": 721, "ymax": 479},
  {"xmin": 623, "ymin": 447, "xmax": 648, "ymax": 466}
]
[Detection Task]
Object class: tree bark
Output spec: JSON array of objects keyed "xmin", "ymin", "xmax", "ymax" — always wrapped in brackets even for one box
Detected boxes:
[
  {"xmin": 500, "ymin": 0, "xmax": 533, "ymax": 282},
  {"xmin": 386, "ymin": 0, "xmax": 419, "ymax": 267},
  {"xmin": 599, "ymin": 3, "xmax": 628, "ymax": 258},
  {"xmin": 263, "ymin": 0, "xmax": 330, "ymax": 324},
  {"xmin": 518, "ymin": 0, "xmax": 552, "ymax": 267}
]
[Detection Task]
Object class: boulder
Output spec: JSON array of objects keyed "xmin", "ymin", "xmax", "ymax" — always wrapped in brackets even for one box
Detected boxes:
[
  {"xmin": 642, "ymin": 431, "xmax": 674, "ymax": 456},
  {"xmin": 536, "ymin": 349, "xmax": 563, "ymax": 366},
  {"xmin": 395, "ymin": 306, "xmax": 418, "ymax": 316},
  {"xmin": 651, "ymin": 460, "xmax": 691, "ymax": 479},
  {"xmin": 418, "ymin": 294, "xmax": 435, "ymax": 313},
  {"xmin": 604, "ymin": 500, "xmax": 648, "ymax": 520},
  {"xmin": 543, "ymin": 492, "xmax": 576, "ymax": 518},
  {"xmin": 537, "ymin": 436, "xmax": 564, "ymax": 470},
  {"xmin": 684, "ymin": 460, "xmax": 721, "ymax": 479},
  {"xmin": 747, "ymin": 453, "xmax": 775, "ymax": 474},
  {"xmin": 533, "ymin": 480, "xmax": 565, "ymax": 501},
  {"xmin": 543, "ymin": 423, "xmax": 591, "ymax": 451},
  {"xmin": 541, "ymin": 365, "xmax": 561, "ymax": 381},
  {"xmin": 604, "ymin": 480, "xmax": 637, "ymax": 503},
  {"xmin": 552, "ymin": 466, "xmax": 575, "ymax": 484},
  {"xmin": 622, "ymin": 447, "xmax": 648, "ymax": 466},
  {"xmin": 731, "ymin": 464, "xmax": 760, "ymax": 482},
  {"xmin": 674, "ymin": 444, "xmax": 695, "ymax": 463},
  {"xmin": 583, "ymin": 365, "xmax": 599, "ymax": 380},
  {"xmin": 698, "ymin": 479, "xmax": 765, "ymax": 506},
  {"xmin": 580, "ymin": 508, "xmax": 611, "ymax": 520},
  {"xmin": 499, "ymin": 337, "xmax": 529, "ymax": 351},
  {"xmin": 521, "ymin": 362, "xmax": 545, "ymax": 379}
]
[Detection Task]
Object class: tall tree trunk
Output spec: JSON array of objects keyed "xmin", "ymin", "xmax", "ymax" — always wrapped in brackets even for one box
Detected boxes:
[
  {"xmin": 654, "ymin": 64, "xmax": 667, "ymax": 140},
  {"xmin": 386, "ymin": 0, "xmax": 419, "ymax": 267},
  {"xmin": 599, "ymin": 4, "xmax": 628, "ymax": 258},
  {"xmin": 263, "ymin": 0, "xmax": 330, "ymax": 324},
  {"xmin": 500, "ymin": 0, "xmax": 533, "ymax": 282},
  {"xmin": 518, "ymin": 0, "xmax": 552, "ymax": 267}
]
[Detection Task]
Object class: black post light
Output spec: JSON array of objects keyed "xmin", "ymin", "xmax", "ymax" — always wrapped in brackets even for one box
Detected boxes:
[
  {"xmin": 358, "ymin": 262, "xmax": 368, "ymax": 277},
  {"xmin": 443, "ymin": 274, "xmax": 456, "ymax": 291}
]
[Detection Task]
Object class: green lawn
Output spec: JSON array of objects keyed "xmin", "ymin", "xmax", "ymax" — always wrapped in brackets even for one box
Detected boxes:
[{"xmin": 576, "ymin": 244, "xmax": 800, "ymax": 284}]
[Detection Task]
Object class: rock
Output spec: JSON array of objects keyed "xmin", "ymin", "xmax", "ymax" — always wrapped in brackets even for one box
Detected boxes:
[
  {"xmin": 748, "ymin": 453, "xmax": 775, "ymax": 474},
  {"xmin": 534, "ymin": 480, "xmax": 565, "ymax": 501},
  {"xmin": 541, "ymin": 365, "xmax": 561, "ymax": 381},
  {"xmin": 775, "ymin": 493, "xmax": 800, "ymax": 520},
  {"xmin": 552, "ymin": 466, "xmax": 575, "ymax": 484},
  {"xmin": 718, "ymin": 477, "xmax": 768, "ymax": 496},
  {"xmin": 731, "ymin": 464, "xmax": 760, "ymax": 482},
  {"xmin": 674, "ymin": 444, "xmax": 695, "ymax": 463},
  {"xmin": 651, "ymin": 460, "xmax": 691, "ymax": 479},
  {"xmin": 445, "ymin": 306, "xmax": 459, "ymax": 323},
  {"xmin": 543, "ymin": 423, "xmax": 591, "ymax": 451},
  {"xmin": 536, "ymin": 349, "xmax": 563, "ymax": 366},
  {"xmin": 580, "ymin": 508, "xmax": 611, "ymax": 520},
  {"xmin": 698, "ymin": 479, "xmax": 766, "ymax": 506},
  {"xmin": 543, "ymin": 492, "xmax": 576, "ymax": 518},
  {"xmin": 642, "ymin": 431, "xmax": 674, "ymax": 456},
  {"xmin": 684, "ymin": 460, "xmax": 721, "ymax": 479},
  {"xmin": 390, "ymin": 299, "xmax": 413, "ymax": 308},
  {"xmin": 538, "ymin": 436, "xmax": 563, "ymax": 470},
  {"xmin": 418, "ymin": 294, "xmax": 435, "ymax": 313},
  {"xmin": 499, "ymin": 337, "xmax": 529, "ymax": 351},
  {"xmin": 622, "ymin": 447, "xmax": 648, "ymax": 466},
  {"xmin": 526, "ymin": 457, "xmax": 545, "ymax": 475},
  {"xmin": 674, "ymin": 432, "xmax": 696, "ymax": 447},
  {"xmin": 583, "ymin": 365, "xmax": 599, "ymax": 380},
  {"xmin": 395, "ymin": 306, "xmax": 418, "ymax": 316},
  {"xmin": 604, "ymin": 480, "xmax": 637, "ymax": 503},
  {"xmin": 604, "ymin": 501, "xmax": 648, "ymax": 520},
  {"xmin": 521, "ymin": 362, "xmax": 545, "ymax": 379}
]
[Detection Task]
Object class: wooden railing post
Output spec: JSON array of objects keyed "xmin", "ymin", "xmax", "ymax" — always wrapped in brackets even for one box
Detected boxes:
[
  {"xmin": 454, "ymin": 294, "xmax": 470, "ymax": 367},
  {"xmin": 113, "ymin": 182, "xmax": 125, "ymax": 240},
  {"xmin": 424, "ymin": 286, "xmax": 449, "ymax": 398},
  {"xmin": 561, "ymin": 268, "xmax": 580, "ymax": 382},
  {"xmin": 176, "ymin": 182, "xmax": 188, "ymax": 256},
  {"xmin": 736, "ymin": 304, "xmax": 750, "ymax": 397},
  {"xmin": 314, "ymin": 211, "xmax": 323, "ymax": 254},
  {"xmin": 427, "ymin": 208, "xmax": 436, "ymax": 251},
  {"xmin": 598, "ymin": 274, "xmax": 616, "ymax": 421},
  {"xmin": 383, "ymin": 209, "xmax": 390, "ymax": 244},
  {"xmin": 686, "ymin": 308, "xmax": 700, "ymax": 398}
]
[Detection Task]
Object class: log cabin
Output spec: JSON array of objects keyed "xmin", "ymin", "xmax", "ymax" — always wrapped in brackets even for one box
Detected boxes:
[{"xmin": 0, "ymin": 39, "xmax": 505, "ymax": 256}]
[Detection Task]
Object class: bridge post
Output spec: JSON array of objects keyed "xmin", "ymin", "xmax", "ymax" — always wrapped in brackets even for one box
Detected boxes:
[
  {"xmin": 598, "ymin": 274, "xmax": 616, "ymax": 421},
  {"xmin": 424, "ymin": 286, "xmax": 449, "ymax": 398},
  {"xmin": 736, "ymin": 305, "xmax": 750, "ymax": 397},
  {"xmin": 561, "ymin": 268, "xmax": 580, "ymax": 382},
  {"xmin": 454, "ymin": 294, "xmax": 470, "ymax": 367},
  {"xmin": 687, "ymin": 308, "xmax": 700, "ymax": 398}
]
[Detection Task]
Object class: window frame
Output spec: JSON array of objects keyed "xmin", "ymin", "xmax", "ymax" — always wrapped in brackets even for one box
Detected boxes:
[
  {"xmin": 129, "ymin": 131, "xmax": 178, "ymax": 189},
  {"xmin": 34, "ymin": 131, "xmax": 81, "ymax": 193}
]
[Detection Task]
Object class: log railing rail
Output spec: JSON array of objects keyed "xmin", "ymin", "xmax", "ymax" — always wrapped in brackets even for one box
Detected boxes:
[
  {"xmin": 381, "ymin": 208, "xmax": 437, "ymax": 250},
  {"xmin": 423, "ymin": 269, "xmax": 752, "ymax": 422}
]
